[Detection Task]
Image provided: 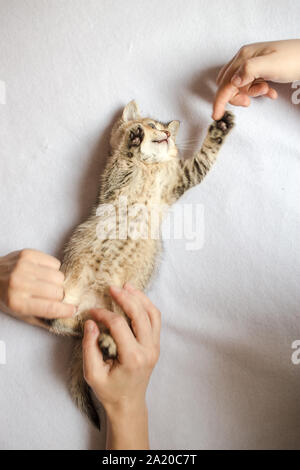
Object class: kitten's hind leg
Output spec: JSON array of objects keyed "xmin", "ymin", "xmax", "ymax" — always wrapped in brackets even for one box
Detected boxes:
[
  {"xmin": 98, "ymin": 332, "xmax": 117, "ymax": 361},
  {"xmin": 46, "ymin": 294, "xmax": 83, "ymax": 337},
  {"xmin": 98, "ymin": 299, "xmax": 127, "ymax": 361},
  {"xmin": 48, "ymin": 316, "xmax": 83, "ymax": 337}
]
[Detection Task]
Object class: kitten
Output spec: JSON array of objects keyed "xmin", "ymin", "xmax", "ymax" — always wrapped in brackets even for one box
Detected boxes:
[{"xmin": 47, "ymin": 101, "xmax": 234, "ymax": 428}]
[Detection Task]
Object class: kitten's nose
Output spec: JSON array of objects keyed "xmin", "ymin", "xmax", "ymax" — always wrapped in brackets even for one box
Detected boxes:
[{"xmin": 164, "ymin": 130, "xmax": 170, "ymax": 138}]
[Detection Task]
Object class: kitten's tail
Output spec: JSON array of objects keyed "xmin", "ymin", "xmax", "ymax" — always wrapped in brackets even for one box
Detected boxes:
[
  {"xmin": 69, "ymin": 340, "xmax": 100, "ymax": 430},
  {"xmin": 45, "ymin": 319, "xmax": 100, "ymax": 428}
]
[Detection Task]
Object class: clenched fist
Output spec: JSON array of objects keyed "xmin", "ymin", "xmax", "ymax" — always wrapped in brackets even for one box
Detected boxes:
[{"xmin": 0, "ymin": 249, "xmax": 75, "ymax": 328}]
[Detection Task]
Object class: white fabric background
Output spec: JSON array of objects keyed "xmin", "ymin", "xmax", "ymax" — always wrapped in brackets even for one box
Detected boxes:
[{"xmin": 0, "ymin": 0, "xmax": 300, "ymax": 450}]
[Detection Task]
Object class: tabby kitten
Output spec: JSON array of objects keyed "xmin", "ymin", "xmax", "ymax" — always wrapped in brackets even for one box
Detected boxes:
[{"xmin": 48, "ymin": 101, "xmax": 234, "ymax": 428}]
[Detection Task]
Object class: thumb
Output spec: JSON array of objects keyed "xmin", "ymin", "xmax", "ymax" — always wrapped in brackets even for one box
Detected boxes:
[
  {"xmin": 82, "ymin": 320, "xmax": 105, "ymax": 384},
  {"xmin": 231, "ymin": 54, "xmax": 277, "ymax": 88}
]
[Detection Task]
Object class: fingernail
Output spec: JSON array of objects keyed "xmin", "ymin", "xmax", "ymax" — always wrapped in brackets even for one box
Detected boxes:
[
  {"xmin": 124, "ymin": 282, "xmax": 132, "ymax": 289},
  {"xmin": 85, "ymin": 320, "xmax": 95, "ymax": 333},
  {"xmin": 110, "ymin": 285, "xmax": 122, "ymax": 293},
  {"xmin": 231, "ymin": 74, "xmax": 241, "ymax": 86}
]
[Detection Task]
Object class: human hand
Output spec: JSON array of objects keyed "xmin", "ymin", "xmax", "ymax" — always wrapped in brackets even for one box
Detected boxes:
[
  {"xmin": 83, "ymin": 283, "xmax": 161, "ymax": 412},
  {"xmin": 0, "ymin": 249, "xmax": 75, "ymax": 328},
  {"xmin": 82, "ymin": 283, "xmax": 161, "ymax": 449},
  {"xmin": 213, "ymin": 39, "xmax": 300, "ymax": 120}
]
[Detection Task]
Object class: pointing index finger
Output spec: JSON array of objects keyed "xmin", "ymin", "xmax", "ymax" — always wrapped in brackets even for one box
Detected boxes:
[{"xmin": 212, "ymin": 82, "xmax": 237, "ymax": 120}]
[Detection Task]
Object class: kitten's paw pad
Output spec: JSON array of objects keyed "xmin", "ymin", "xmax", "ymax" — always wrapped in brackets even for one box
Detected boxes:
[
  {"xmin": 99, "ymin": 333, "xmax": 117, "ymax": 360},
  {"xmin": 216, "ymin": 111, "xmax": 235, "ymax": 134},
  {"xmin": 209, "ymin": 111, "xmax": 235, "ymax": 143},
  {"xmin": 128, "ymin": 125, "xmax": 144, "ymax": 148}
]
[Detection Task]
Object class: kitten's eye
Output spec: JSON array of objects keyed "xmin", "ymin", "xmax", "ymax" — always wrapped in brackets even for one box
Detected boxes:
[{"xmin": 148, "ymin": 123, "xmax": 156, "ymax": 129}]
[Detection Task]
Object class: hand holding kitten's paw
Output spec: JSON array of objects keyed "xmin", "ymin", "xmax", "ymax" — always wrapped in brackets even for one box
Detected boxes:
[{"xmin": 82, "ymin": 284, "xmax": 161, "ymax": 414}]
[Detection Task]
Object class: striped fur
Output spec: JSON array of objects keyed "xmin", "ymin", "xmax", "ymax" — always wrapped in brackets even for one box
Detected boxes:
[{"xmin": 47, "ymin": 101, "xmax": 234, "ymax": 428}]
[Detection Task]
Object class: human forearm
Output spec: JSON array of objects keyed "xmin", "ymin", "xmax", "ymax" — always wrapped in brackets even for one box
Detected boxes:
[
  {"xmin": 82, "ymin": 284, "xmax": 161, "ymax": 450},
  {"xmin": 105, "ymin": 401, "xmax": 149, "ymax": 450}
]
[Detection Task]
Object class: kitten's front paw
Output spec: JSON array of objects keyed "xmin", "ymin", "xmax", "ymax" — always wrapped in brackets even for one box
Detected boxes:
[
  {"xmin": 209, "ymin": 111, "xmax": 235, "ymax": 143},
  {"xmin": 128, "ymin": 125, "xmax": 144, "ymax": 148},
  {"xmin": 216, "ymin": 111, "xmax": 234, "ymax": 134},
  {"xmin": 99, "ymin": 332, "xmax": 117, "ymax": 360}
]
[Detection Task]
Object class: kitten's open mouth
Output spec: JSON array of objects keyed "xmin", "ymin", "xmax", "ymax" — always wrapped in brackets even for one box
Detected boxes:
[{"xmin": 152, "ymin": 138, "xmax": 168, "ymax": 144}]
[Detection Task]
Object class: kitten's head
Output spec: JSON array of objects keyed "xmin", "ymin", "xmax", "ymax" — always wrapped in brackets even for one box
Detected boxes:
[{"xmin": 110, "ymin": 101, "xmax": 180, "ymax": 163}]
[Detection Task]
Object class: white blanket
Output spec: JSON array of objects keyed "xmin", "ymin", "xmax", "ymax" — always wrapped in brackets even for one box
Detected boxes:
[{"xmin": 0, "ymin": 0, "xmax": 300, "ymax": 450}]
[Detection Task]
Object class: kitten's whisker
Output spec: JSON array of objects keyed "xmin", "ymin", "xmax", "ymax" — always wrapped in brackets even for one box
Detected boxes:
[
  {"xmin": 177, "ymin": 144, "xmax": 196, "ymax": 147},
  {"xmin": 177, "ymin": 144, "xmax": 198, "ymax": 150},
  {"xmin": 177, "ymin": 139, "xmax": 200, "ymax": 144}
]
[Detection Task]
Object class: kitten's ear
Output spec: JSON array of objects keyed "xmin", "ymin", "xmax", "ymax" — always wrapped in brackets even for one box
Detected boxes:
[
  {"xmin": 122, "ymin": 100, "xmax": 141, "ymax": 122},
  {"xmin": 168, "ymin": 120, "xmax": 180, "ymax": 139}
]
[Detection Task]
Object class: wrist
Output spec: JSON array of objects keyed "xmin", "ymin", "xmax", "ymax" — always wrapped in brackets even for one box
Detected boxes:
[
  {"xmin": 105, "ymin": 400, "xmax": 149, "ymax": 450},
  {"xmin": 105, "ymin": 398, "xmax": 147, "ymax": 423}
]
